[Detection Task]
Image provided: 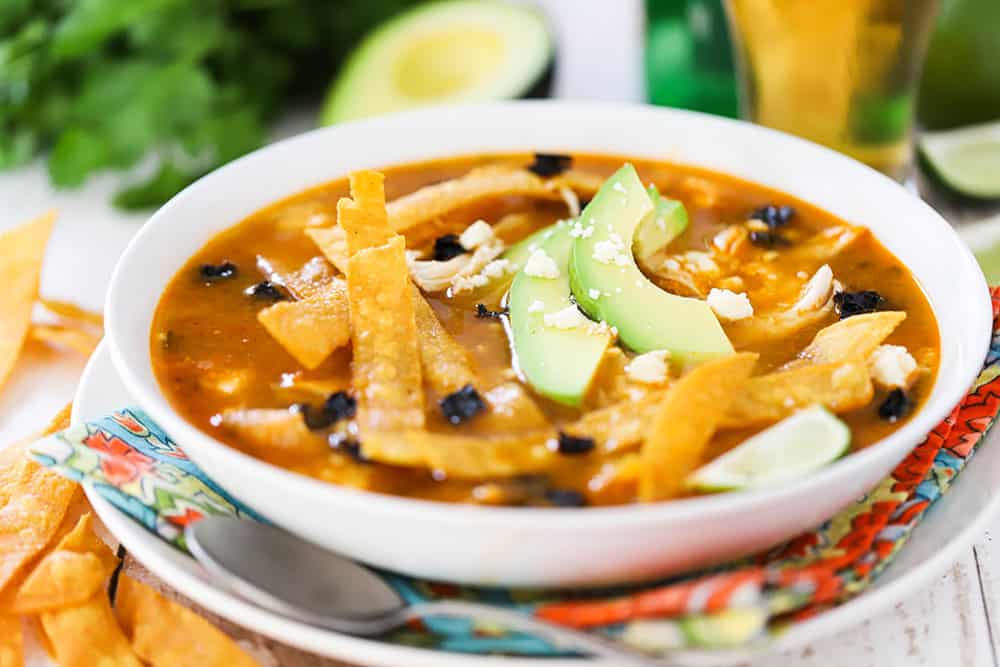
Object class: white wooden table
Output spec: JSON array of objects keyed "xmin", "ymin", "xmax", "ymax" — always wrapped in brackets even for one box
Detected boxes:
[{"xmin": 3, "ymin": 1, "xmax": 999, "ymax": 665}]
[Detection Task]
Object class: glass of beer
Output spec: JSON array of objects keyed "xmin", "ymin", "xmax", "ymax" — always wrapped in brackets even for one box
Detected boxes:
[{"xmin": 724, "ymin": 0, "xmax": 938, "ymax": 181}]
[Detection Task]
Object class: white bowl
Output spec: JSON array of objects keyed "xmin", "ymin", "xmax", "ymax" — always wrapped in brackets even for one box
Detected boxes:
[{"xmin": 105, "ymin": 101, "xmax": 991, "ymax": 588}]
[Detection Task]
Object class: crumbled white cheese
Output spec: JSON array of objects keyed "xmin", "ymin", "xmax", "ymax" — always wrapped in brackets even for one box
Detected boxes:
[
  {"xmin": 593, "ymin": 236, "xmax": 629, "ymax": 266},
  {"xmin": 586, "ymin": 320, "xmax": 619, "ymax": 338},
  {"xmin": 868, "ymin": 345, "xmax": 918, "ymax": 389},
  {"xmin": 568, "ymin": 220, "xmax": 595, "ymax": 239},
  {"xmin": 543, "ymin": 305, "xmax": 589, "ymax": 329},
  {"xmin": 588, "ymin": 288, "xmax": 601, "ymax": 300},
  {"xmin": 523, "ymin": 248, "xmax": 560, "ymax": 279},
  {"xmin": 624, "ymin": 350, "xmax": 671, "ymax": 384},
  {"xmin": 450, "ymin": 273, "xmax": 489, "ymax": 293},
  {"xmin": 459, "ymin": 220, "xmax": 494, "ymax": 250},
  {"xmin": 684, "ymin": 251, "xmax": 719, "ymax": 274},
  {"xmin": 706, "ymin": 288, "xmax": 754, "ymax": 321},
  {"xmin": 481, "ymin": 258, "xmax": 512, "ymax": 278},
  {"xmin": 794, "ymin": 264, "xmax": 834, "ymax": 312},
  {"xmin": 528, "ymin": 299, "xmax": 545, "ymax": 313}
]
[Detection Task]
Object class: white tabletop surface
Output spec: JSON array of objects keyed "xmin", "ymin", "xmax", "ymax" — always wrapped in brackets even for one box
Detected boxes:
[{"xmin": 2, "ymin": 1, "xmax": 999, "ymax": 665}]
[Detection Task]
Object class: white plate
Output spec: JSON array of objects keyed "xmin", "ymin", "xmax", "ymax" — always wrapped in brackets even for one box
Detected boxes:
[{"xmin": 75, "ymin": 341, "xmax": 1000, "ymax": 666}]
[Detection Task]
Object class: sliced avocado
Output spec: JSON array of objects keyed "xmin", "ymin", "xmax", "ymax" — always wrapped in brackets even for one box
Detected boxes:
[
  {"xmin": 633, "ymin": 184, "xmax": 689, "ymax": 261},
  {"xmin": 509, "ymin": 222, "xmax": 611, "ymax": 406},
  {"xmin": 569, "ymin": 164, "xmax": 733, "ymax": 362},
  {"xmin": 502, "ymin": 222, "xmax": 560, "ymax": 269},
  {"xmin": 321, "ymin": 0, "xmax": 554, "ymax": 125}
]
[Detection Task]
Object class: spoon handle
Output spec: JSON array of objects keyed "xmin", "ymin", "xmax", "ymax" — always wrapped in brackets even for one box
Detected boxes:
[{"xmin": 406, "ymin": 600, "xmax": 667, "ymax": 666}]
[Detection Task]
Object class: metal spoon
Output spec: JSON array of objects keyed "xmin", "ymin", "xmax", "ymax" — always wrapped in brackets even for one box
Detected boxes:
[{"xmin": 186, "ymin": 517, "xmax": 665, "ymax": 665}]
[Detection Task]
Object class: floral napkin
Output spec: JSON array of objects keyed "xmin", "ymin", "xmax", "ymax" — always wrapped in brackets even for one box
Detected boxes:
[{"xmin": 27, "ymin": 287, "xmax": 1000, "ymax": 657}]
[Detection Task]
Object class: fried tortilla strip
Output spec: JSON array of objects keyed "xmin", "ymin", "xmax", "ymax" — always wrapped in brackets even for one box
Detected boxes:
[
  {"xmin": 339, "ymin": 170, "xmax": 391, "ymax": 255},
  {"xmin": 0, "ymin": 211, "xmax": 56, "ymax": 389},
  {"xmin": 42, "ymin": 591, "xmax": 143, "ymax": 667},
  {"xmin": 218, "ymin": 409, "xmax": 327, "ymax": 465},
  {"xmin": 305, "ymin": 226, "xmax": 350, "ymax": 274},
  {"xmin": 361, "ymin": 429, "xmax": 556, "ymax": 478},
  {"xmin": 411, "ymin": 287, "xmax": 476, "ymax": 395},
  {"xmin": 0, "ymin": 615, "xmax": 22, "ymax": 667},
  {"xmin": 722, "ymin": 360, "xmax": 874, "ymax": 429},
  {"xmin": 115, "ymin": 575, "xmax": 260, "ymax": 667},
  {"xmin": 39, "ymin": 299, "xmax": 104, "ymax": 327},
  {"xmin": 10, "ymin": 514, "xmax": 118, "ymax": 614},
  {"xmin": 257, "ymin": 278, "xmax": 351, "ymax": 369},
  {"xmin": 348, "ymin": 236, "xmax": 425, "ymax": 431},
  {"xmin": 784, "ymin": 311, "xmax": 907, "ymax": 369},
  {"xmin": 472, "ymin": 382, "xmax": 550, "ymax": 434},
  {"xmin": 29, "ymin": 324, "xmax": 102, "ymax": 356},
  {"xmin": 640, "ymin": 353, "xmax": 758, "ymax": 501},
  {"xmin": 568, "ymin": 390, "xmax": 665, "ymax": 454}
]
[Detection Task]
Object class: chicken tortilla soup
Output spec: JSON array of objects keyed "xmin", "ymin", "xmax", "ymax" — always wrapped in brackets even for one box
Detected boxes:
[{"xmin": 151, "ymin": 154, "xmax": 940, "ymax": 506}]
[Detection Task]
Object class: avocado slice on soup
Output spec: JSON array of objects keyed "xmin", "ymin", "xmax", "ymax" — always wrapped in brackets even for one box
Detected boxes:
[
  {"xmin": 569, "ymin": 164, "xmax": 733, "ymax": 362},
  {"xmin": 508, "ymin": 222, "xmax": 612, "ymax": 407}
]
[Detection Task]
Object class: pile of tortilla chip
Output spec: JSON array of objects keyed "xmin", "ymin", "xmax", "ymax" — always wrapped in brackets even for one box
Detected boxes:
[{"xmin": 0, "ymin": 214, "xmax": 260, "ymax": 666}]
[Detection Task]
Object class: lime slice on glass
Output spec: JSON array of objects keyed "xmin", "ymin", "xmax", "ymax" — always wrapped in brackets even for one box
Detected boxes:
[
  {"xmin": 688, "ymin": 406, "xmax": 850, "ymax": 492},
  {"xmin": 919, "ymin": 121, "xmax": 1000, "ymax": 200}
]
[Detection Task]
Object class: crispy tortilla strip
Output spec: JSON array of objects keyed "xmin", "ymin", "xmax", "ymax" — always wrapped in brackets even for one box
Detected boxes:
[
  {"xmin": 0, "ymin": 447, "xmax": 78, "ymax": 596},
  {"xmin": 569, "ymin": 390, "xmax": 665, "ymax": 454},
  {"xmin": 640, "ymin": 353, "xmax": 757, "ymax": 501},
  {"xmin": 219, "ymin": 409, "xmax": 327, "ymax": 465},
  {"xmin": 39, "ymin": 299, "xmax": 103, "ymax": 327},
  {"xmin": 29, "ymin": 323, "xmax": 102, "ymax": 356},
  {"xmin": 256, "ymin": 255, "xmax": 335, "ymax": 300},
  {"xmin": 722, "ymin": 360, "xmax": 874, "ymax": 429},
  {"xmin": 10, "ymin": 514, "xmax": 118, "ymax": 614},
  {"xmin": 361, "ymin": 429, "xmax": 556, "ymax": 478},
  {"xmin": 348, "ymin": 236, "xmax": 425, "ymax": 431},
  {"xmin": 42, "ymin": 592, "xmax": 143, "ymax": 667},
  {"xmin": 387, "ymin": 167, "xmax": 564, "ymax": 239},
  {"xmin": 588, "ymin": 454, "xmax": 643, "ymax": 505},
  {"xmin": 257, "ymin": 278, "xmax": 351, "ymax": 369},
  {"xmin": 0, "ymin": 211, "xmax": 56, "ymax": 389},
  {"xmin": 0, "ymin": 615, "xmax": 21, "ymax": 667},
  {"xmin": 471, "ymin": 382, "xmax": 550, "ymax": 434},
  {"xmin": 115, "ymin": 575, "xmax": 260, "ymax": 667},
  {"xmin": 411, "ymin": 287, "xmax": 476, "ymax": 395},
  {"xmin": 339, "ymin": 170, "xmax": 391, "ymax": 255},
  {"xmin": 583, "ymin": 347, "xmax": 658, "ymax": 410},
  {"xmin": 784, "ymin": 311, "xmax": 907, "ymax": 369},
  {"xmin": 305, "ymin": 226, "xmax": 350, "ymax": 274}
]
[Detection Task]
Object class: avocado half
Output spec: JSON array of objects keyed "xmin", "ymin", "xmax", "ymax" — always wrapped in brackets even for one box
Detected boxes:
[{"xmin": 321, "ymin": 0, "xmax": 555, "ymax": 125}]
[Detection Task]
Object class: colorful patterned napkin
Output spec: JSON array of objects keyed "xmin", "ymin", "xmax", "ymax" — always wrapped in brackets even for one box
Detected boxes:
[{"xmin": 28, "ymin": 288, "xmax": 1000, "ymax": 657}]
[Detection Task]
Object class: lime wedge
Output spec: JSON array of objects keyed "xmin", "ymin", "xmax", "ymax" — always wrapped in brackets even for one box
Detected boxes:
[
  {"xmin": 919, "ymin": 121, "xmax": 1000, "ymax": 200},
  {"xmin": 957, "ymin": 215, "xmax": 1000, "ymax": 284},
  {"xmin": 688, "ymin": 406, "xmax": 850, "ymax": 492}
]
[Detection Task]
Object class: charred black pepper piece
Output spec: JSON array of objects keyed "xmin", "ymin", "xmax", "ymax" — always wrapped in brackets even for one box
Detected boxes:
[
  {"xmin": 833, "ymin": 290, "xmax": 884, "ymax": 319},
  {"xmin": 750, "ymin": 204, "xmax": 796, "ymax": 228},
  {"xmin": 433, "ymin": 234, "xmax": 467, "ymax": 261},
  {"xmin": 199, "ymin": 261, "xmax": 238, "ymax": 282},
  {"xmin": 292, "ymin": 403, "xmax": 335, "ymax": 431},
  {"xmin": 245, "ymin": 280, "xmax": 287, "ymax": 302},
  {"xmin": 324, "ymin": 391, "xmax": 357, "ymax": 421},
  {"xmin": 439, "ymin": 384, "xmax": 487, "ymax": 424},
  {"xmin": 475, "ymin": 303, "xmax": 508, "ymax": 319},
  {"xmin": 527, "ymin": 153, "xmax": 572, "ymax": 177},
  {"xmin": 545, "ymin": 489, "xmax": 587, "ymax": 507},
  {"xmin": 878, "ymin": 388, "xmax": 912, "ymax": 422},
  {"xmin": 748, "ymin": 230, "xmax": 790, "ymax": 248},
  {"xmin": 556, "ymin": 432, "xmax": 595, "ymax": 455}
]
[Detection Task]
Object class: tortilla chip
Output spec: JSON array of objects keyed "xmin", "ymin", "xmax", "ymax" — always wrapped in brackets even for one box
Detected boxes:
[
  {"xmin": 41, "ymin": 592, "xmax": 143, "ymax": 667},
  {"xmin": 785, "ymin": 311, "xmax": 907, "ymax": 368},
  {"xmin": 568, "ymin": 390, "xmax": 665, "ymax": 454},
  {"xmin": 722, "ymin": 360, "xmax": 874, "ymax": 429},
  {"xmin": 39, "ymin": 299, "xmax": 104, "ymax": 327},
  {"xmin": 0, "ymin": 211, "xmax": 56, "ymax": 390},
  {"xmin": 640, "ymin": 353, "xmax": 757, "ymax": 501},
  {"xmin": 338, "ymin": 170, "xmax": 391, "ymax": 255},
  {"xmin": 218, "ymin": 409, "xmax": 327, "ymax": 465},
  {"xmin": 361, "ymin": 429, "xmax": 556, "ymax": 478},
  {"xmin": 114, "ymin": 575, "xmax": 259, "ymax": 667},
  {"xmin": 255, "ymin": 255, "xmax": 335, "ymax": 300},
  {"xmin": 257, "ymin": 278, "xmax": 351, "ymax": 369},
  {"xmin": 29, "ymin": 323, "xmax": 102, "ymax": 356},
  {"xmin": 305, "ymin": 226, "xmax": 350, "ymax": 274},
  {"xmin": 474, "ymin": 382, "xmax": 550, "ymax": 433},
  {"xmin": 347, "ymin": 236, "xmax": 425, "ymax": 431},
  {"xmin": 411, "ymin": 287, "xmax": 476, "ymax": 396},
  {"xmin": 583, "ymin": 347, "xmax": 655, "ymax": 410},
  {"xmin": 0, "ymin": 615, "xmax": 22, "ymax": 667}
]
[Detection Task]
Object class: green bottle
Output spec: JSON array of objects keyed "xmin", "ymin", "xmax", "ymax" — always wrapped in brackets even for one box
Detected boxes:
[
  {"xmin": 645, "ymin": 0, "xmax": 739, "ymax": 118},
  {"xmin": 918, "ymin": 0, "xmax": 1000, "ymax": 130}
]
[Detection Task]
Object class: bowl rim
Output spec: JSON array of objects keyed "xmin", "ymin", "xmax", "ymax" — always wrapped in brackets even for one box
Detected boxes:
[{"xmin": 105, "ymin": 99, "xmax": 993, "ymax": 528}]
